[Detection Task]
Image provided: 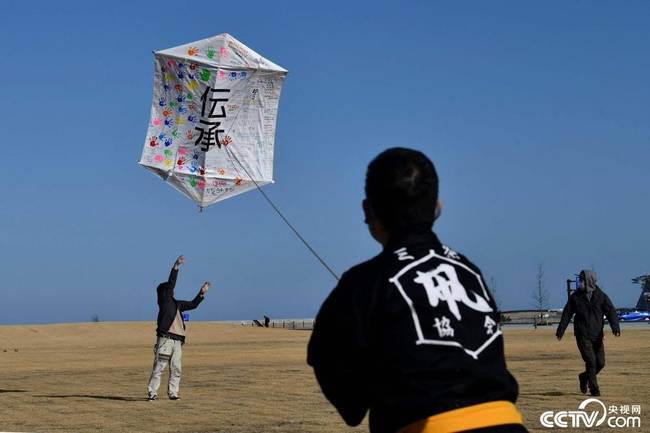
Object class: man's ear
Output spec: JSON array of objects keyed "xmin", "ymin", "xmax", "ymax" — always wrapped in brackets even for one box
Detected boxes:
[
  {"xmin": 434, "ymin": 198, "xmax": 443, "ymax": 220},
  {"xmin": 362, "ymin": 199, "xmax": 371, "ymax": 224}
]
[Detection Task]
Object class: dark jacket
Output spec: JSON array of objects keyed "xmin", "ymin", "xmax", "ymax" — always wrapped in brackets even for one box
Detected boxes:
[
  {"xmin": 307, "ymin": 230, "xmax": 519, "ymax": 433},
  {"xmin": 155, "ymin": 267, "xmax": 204, "ymax": 343},
  {"xmin": 556, "ymin": 270, "xmax": 619, "ymax": 340}
]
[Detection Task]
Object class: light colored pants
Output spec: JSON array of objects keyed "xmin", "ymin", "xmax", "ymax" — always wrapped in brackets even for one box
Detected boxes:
[{"xmin": 147, "ymin": 336, "xmax": 182, "ymax": 397}]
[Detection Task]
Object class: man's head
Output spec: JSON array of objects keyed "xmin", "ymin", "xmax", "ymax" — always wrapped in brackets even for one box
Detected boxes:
[
  {"xmin": 579, "ymin": 269, "xmax": 597, "ymax": 293},
  {"xmin": 363, "ymin": 148, "xmax": 440, "ymax": 244},
  {"xmin": 158, "ymin": 282, "xmax": 173, "ymax": 292}
]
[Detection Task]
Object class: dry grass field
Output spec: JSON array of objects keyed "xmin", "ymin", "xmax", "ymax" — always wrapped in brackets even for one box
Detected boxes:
[{"xmin": 0, "ymin": 322, "xmax": 647, "ymax": 433}]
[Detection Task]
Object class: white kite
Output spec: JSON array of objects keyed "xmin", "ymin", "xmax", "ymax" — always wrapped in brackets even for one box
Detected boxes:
[{"xmin": 139, "ymin": 33, "xmax": 288, "ymax": 209}]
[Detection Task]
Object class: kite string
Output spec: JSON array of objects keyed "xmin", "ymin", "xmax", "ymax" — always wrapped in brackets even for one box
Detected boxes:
[
  {"xmin": 224, "ymin": 145, "xmax": 340, "ymax": 281},
  {"xmin": 219, "ymin": 70, "xmax": 339, "ymax": 281}
]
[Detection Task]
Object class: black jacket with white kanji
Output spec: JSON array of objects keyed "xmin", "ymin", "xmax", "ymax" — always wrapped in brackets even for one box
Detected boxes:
[{"xmin": 307, "ymin": 230, "xmax": 519, "ymax": 433}]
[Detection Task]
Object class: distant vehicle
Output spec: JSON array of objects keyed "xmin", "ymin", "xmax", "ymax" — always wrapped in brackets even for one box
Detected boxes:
[{"xmin": 617, "ymin": 310, "xmax": 650, "ymax": 322}]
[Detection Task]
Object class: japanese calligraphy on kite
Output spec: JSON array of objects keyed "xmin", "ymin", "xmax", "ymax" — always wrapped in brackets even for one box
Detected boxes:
[{"xmin": 139, "ymin": 33, "xmax": 288, "ymax": 208}]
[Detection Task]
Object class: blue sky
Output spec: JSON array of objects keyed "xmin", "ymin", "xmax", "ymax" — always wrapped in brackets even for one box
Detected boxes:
[{"xmin": 0, "ymin": 1, "xmax": 648, "ymax": 324}]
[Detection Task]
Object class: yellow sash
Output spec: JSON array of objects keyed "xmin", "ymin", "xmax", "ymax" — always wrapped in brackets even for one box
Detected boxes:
[{"xmin": 398, "ymin": 401, "xmax": 524, "ymax": 433}]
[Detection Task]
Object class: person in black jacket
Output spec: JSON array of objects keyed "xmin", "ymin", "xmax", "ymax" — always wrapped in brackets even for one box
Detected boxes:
[
  {"xmin": 147, "ymin": 255, "xmax": 209, "ymax": 400},
  {"xmin": 556, "ymin": 269, "xmax": 620, "ymax": 396},
  {"xmin": 307, "ymin": 148, "xmax": 527, "ymax": 433}
]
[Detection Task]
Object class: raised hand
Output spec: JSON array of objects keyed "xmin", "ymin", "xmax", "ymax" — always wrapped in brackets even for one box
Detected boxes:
[
  {"xmin": 174, "ymin": 255, "xmax": 185, "ymax": 270},
  {"xmin": 200, "ymin": 281, "xmax": 210, "ymax": 296}
]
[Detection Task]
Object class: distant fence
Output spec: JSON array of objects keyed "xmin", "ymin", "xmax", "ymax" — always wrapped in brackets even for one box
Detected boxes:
[
  {"xmin": 501, "ymin": 310, "xmax": 563, "ymax": 326},
  {"xmin": 239, "ymin": 311, "xmax": 564, "ymax": 331},
  {"xmin": 241, "ymin": 319, "xmax": 315, "ymax": 330}
]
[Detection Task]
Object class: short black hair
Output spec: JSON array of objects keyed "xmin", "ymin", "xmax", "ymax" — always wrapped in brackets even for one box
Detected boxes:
[{"xmin": 365, "ymin": 148, "xmax": 439, "ymax": 232}]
